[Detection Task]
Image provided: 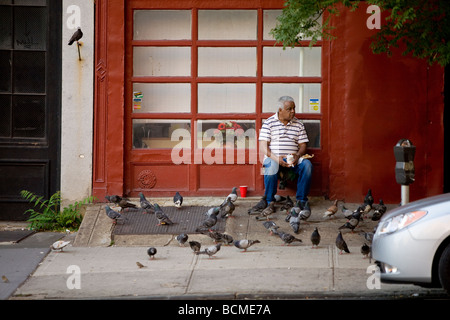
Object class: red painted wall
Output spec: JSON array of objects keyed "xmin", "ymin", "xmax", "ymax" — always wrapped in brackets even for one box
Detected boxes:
[
  {"xmin": 93, "ymin": 1, "xmax": 444, "ymax": 204},
  {"xmin": 326, "ymin": 3, "xmax": 444, "ymax": 203}
]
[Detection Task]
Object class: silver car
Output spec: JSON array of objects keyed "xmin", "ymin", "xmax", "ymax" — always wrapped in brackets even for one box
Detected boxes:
[{"xmin": 372, "ymin": 193, "xmax": 450, "ymax": 294}]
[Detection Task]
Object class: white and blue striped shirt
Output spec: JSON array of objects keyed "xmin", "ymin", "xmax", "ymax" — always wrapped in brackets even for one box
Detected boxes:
[{"xmin": 259, "ymin": 113, "xmax": 309, "ymax": 157}]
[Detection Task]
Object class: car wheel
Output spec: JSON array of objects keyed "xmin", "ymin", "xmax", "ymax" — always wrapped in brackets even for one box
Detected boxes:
[{"xmin": 438, "ymin": 243, "xmax": 450, "ymax": 294}]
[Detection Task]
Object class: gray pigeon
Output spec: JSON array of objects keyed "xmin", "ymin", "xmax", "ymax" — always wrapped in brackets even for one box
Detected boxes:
[
  {"xmin": 203, "ymin": 230, "xmax": 222, "ymax": 243},
  {"xmin": 118, "ymin": 198, "xmax": 137, "ymax": 211},
  {"xmin": 310, "ymin": 227, "xmax": 321, "ymax": 248},
  {"xmin": 233, "ymin": 239, "xmax": 260, "ymax": 252},
  {"xmin": 262, "ymin": 220, "xmax": 279, "ymax": 235},
  {"xmin": 371, "ymin": 199, "xmax": 387, "ymax": 221},
  {"xmin": 139, "ymin": 192, "xmax": 154, "ymax": 212},
  {"xmin": 154, "ymin": 203, "xmax": 174, "ymax": 225},
  {"xmin": 273, "ymin": 194, "xmax": 287, "ymax": 203},
  {"xmin": 105, "ymin": 195, "xmax": 122, "ymax": 204},
  {"xmin": 278, "ymin": 231, "xmax": 302, "ymax": 246},
  {"xmin": 147, "ymin": 247, "xmax": 157, "ymax": 259},
  {"xmin": 248, "ymin": 196, "xmax": 267, "ymax": 215},
  {"xmin": 361, "ymin": 242, "xmax": 371, "ymax": 259},
  {"xmin": 176, "ymin": 233, "xmax": 188, "ymax": 246},
  {"xmin": 105, "ymin": 205, "xmax": 127, "ymax": 224},
  {"xmin": 189, "ymin": 241, "xmax": 201, "ymax": 253},
  {"xmin": 259, "ymin": 201, "xmax": 275, "ymax": 220},
  {"xmin": 360, "ymin": 231, "xmax": 375, "ymax": 243},
  {"xmin": 196, "ymin": 243, "xmax": 222, "ymax": 258},
  {"xmin": 280, "ymin": 195, "xmax": 294, "ymax": 212},
  {"xmin": 341, "ymin": 205, "xmax": 353, "ymax": 219},
  {"xmin": 68, "ymin": 27, "xmax": 83, "ymax": 45},
  {"xmin": 204, "ymin": 206, "xmax": 220, "ymax": 218},
  {"xmin": 50, "ymin": 240, "xmax": 71, "ymax": 252},
  {"xmin": 336, "ymin": 231, "xmax": 350, "ymax": 254},
  {"xmin": 299, "ymin": 201, "xmax": 311, "ymax": 221},
  {"xmin": 225, "ymin": 187, "xmax": 238, "ymax": 203},
  {"xmin": 173, "ymin": 192, "xmax": 183, "ymax": 208},
  {"xmin": 218, "ymin": 233, "xmax": 234, "ymax": 245},
  {"xmin": 219, "ymin": 197, "xmax": 235, "ymax": 219},
  {"xmin": 289, "ymin": 209, "xmax": 301, "ymax": 234},
  {"xmin": 196, "ymin": 209, "xmax": 218, "ymax": 232},
  {"xmin": 338, "ymin": 216, "xmax": 359, "ymax": 232}
]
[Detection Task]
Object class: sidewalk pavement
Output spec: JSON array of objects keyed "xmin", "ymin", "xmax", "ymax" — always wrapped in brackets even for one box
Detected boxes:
[{"xmin": 2, "ymin": 196, "xmax": 449, "ymax": 300}]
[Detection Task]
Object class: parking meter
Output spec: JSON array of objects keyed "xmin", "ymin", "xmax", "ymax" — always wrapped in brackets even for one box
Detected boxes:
[{"xmin": 394, "ymin": 139, "xmax": 415, "ymax": 185}]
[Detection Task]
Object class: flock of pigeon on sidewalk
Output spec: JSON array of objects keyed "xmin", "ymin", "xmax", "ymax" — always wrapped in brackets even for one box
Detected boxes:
[{"xmin": 86, "ymin": 187, "xmax": 387, "ymax": 263}]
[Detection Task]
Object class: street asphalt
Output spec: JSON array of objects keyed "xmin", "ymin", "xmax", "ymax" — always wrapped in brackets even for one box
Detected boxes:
[{"xmin": 1, "ymin": 196, "xmax": 449, "ymax": 301}]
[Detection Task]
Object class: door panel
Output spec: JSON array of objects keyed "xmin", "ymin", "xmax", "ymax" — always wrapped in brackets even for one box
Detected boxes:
[{"xmin": 0, "ymin": 1, "xmax": 61, "ymax": 220}]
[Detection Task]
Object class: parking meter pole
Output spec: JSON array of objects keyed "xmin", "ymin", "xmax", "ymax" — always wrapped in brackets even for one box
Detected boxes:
[
  {"xmin": 394, "ymin": 139, "xmax": 415, "ymax": 206},
  {"xmin": 401, "ymin": 185, "xmax": 409, "ymax": 205}
]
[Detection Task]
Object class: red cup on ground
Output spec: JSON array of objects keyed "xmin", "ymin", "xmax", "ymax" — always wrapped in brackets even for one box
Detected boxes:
[{"xmin": 239, "ymin": 186, "xmax": 248, "ymax": 198}]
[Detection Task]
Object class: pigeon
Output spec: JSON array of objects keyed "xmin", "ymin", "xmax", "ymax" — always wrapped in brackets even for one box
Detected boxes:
[
  {"xmin": 204, "ymin": 230, "xmax": 223, "ymax": 243},
  {"xmin": 189, "ymin": 241, "xmax": 201, "ymax": 253},
  {"xmin": 203, "ymin": 206, "xmax": 220, "ymax": 218},
  {"xmin": 280, "ymin": 195, "xmax": 294, "ymax": 212},
  {"xmin": 233, "ymin": 239, "xmax": 260, "ymax": 252},
  {"xmin": 360, "ymin": 231, "xmax": 375, "ymax": 243},
  {"xmin": 338, "ymin": 215, "xmax": 360, "ymax": 232},
  {"xmin": 371, "ymin": 199, "xmax": 387, "ymax": 221},
  {"xmin": 288, "ymin": 209, "xmax": 301, "ymax": 234},
  {"xmin": 259, "ymin": 201, "xmax": 275, "ymax": 220},
  {"xmin": 154, "ymin": 203, "xmax": 174, "ymax": 225},
  {"xmin": 118, "ymin": 198, "xmax": 137, "ymax": 211},
  {"xmin": 147, "ymin": 247, "xmax": 157, "ymax": 259},
  {"xmin": 310, "ymin": 227, "xmax": 321, "ymax": 248},
  {"xmin": 273, "ymin": 194, "xmax": 287, "ymax": 203},
  {"xmin": 50, "ymin": 240, "xmax": 71, "ymax": 251},
  {"xmin": 285, "ymin": 202, "xmax": 300, "ymax": 222},
  {"xmin": 262, "ymin": 220, "xmax": 280, "ymax": 235},
  {"xmin": 225, "ymin": 187, "xmax": 238, "ymax": 203},
  {"xmin": 173, "ymin": 192, "xmax": 183, "ymax": 208},
  {"xmin": 105, "ymin": 195, "xmax": 122, "ymax": 204},
  {"xmin": 299, "ymin": 201, "xmax": 311, "ymax": 221},
  {"xmin": 176, "ymin": 233, "xmax": 189, "ymax": 246},
  {"xmin": 195, "ymin": 209, "xmax": 218, "ymax": 232},
  {"xmin": 218, "ymin": 233, "xmax": 234, "ymax": 245},
  {"xmin": 361, "ymin": 243, "xmax": 371, "ymax": 259},
  {"xmin": 336, "ymin": 231, "xmax": 350, "ymax": 254},
  {"xmin": 68, "ymin": 27, "xmax": 83, "ymax": 45},
  {"xmin": 196, "ymin": 243, "xmax": 222, "ymax": 258},
  {"xmin": 219, "ymin": 197, "xmax": 235, "ymax": 219},
  {"xmin": 105, "ymin": 205, "xmax": 127, "ymax": 224},
  {"xmin": 323, "ymin": 199, "xmax": 339, "ymax": 218},
  {"xmin": 248, "ymin": 196, "xmax": 267, "ymax": 215},
  {"xmin": 278, "ymin": 231, "xmax": 302, "ymax": 246},
  {"xmin": 341, "ymin": 205, "xmax": 353, "ymax": 219},
  {"xmin": 364, "ymin": 189, "xmax": 374, "ymax": 207},
  {"xmin": 139, "ymin": 192, "xmax": 154, "ymax": 212}
]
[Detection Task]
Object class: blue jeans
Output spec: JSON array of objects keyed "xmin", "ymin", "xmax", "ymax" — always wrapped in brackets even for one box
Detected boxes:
[{"xmin": 263, "ymin": 157, "xmax": 313, "ymax": 204}]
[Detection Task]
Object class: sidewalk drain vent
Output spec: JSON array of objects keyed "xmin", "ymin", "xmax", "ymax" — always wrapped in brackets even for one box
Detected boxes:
[{"xmin": 112, "ymin": 206, "xmax": 226, "ymax": 235}]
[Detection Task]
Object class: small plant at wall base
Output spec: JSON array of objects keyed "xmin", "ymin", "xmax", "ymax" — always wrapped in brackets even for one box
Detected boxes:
[{"xmin": 20, "ymin": 190, "xmax": 96, "ymax": 232}]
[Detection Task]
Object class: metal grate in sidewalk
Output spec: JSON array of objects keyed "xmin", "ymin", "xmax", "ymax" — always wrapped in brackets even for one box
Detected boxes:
[{"xmin": 112, "ymin": 206, "xmax": 226, "ymax": 235}]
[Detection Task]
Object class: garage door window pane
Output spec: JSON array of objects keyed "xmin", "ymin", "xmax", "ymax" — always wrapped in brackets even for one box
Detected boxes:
[
  {"xmin": 134, "ymin": 10, "xmax": 191, "ymax": 40},
  {"xmin": 133, "ymin": 119, "xmax": 191, "ymax": 149},
  {"xmin": 132, "ymin": 83, "xmax": 190, "ymax": 113},
  {"xmin": 198, "ymin": 10, "xmax": 257, "ymax": 40},
  {"xmin": 133, "ymin": 47, "xmax": 191, "ymax": 77},
  {"xmin": 198, "ymin": 47, "xmax": 256, "ymax": 77},
  {"xmin": 198, "ymin": 84, "xmax": 255, "ymax": 113},
  {"xmin": 263, "ymin": 83, "xmax": 321, "ymax": 113},
  {"xmin": 263, "ymin": 47, "xmax": 321, "ymax": 77}
]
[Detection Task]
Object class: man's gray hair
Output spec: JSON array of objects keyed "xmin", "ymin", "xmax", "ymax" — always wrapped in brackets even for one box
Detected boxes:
[{"xmin": 276, "ymin": 96, "xmax": 295, "ymax": 110}]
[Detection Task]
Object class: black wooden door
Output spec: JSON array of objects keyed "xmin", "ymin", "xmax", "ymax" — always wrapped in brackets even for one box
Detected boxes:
[{"xmin": 0, "ymin": 0, "xmax": 61, "ymax": 220}]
